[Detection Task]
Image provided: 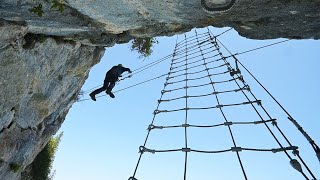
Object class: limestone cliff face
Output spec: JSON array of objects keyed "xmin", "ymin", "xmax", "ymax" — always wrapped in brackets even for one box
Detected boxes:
[
  {"xmin": 0, "ymin": 19, "xmax": 104, "ymax": 179},
  {"xmin": 2, "ymin": 0, "xmax": 320, "ymax": 43},
  {"xmin": 0, "ymin": 0, "xmax": 319, "ymax": 179}
]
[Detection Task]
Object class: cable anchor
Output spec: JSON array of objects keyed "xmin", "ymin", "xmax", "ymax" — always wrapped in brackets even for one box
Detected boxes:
[
  {"xmin": 290, "ymin": 159, "xmax": 303, "ymax": 173},
  {"xmin": 230, "ymin": 68, "xmax": 241, "ymax": 76}
]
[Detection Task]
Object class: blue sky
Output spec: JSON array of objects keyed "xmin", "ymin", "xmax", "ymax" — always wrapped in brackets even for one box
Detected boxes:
[{"xmin": 52, "ymin": 27, "xmax": 320, "ymax": 180}]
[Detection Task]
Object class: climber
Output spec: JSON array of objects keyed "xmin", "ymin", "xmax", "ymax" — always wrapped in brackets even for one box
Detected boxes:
[{"xmin": 90, "ymin": 64, "xmax": 132, "ymax": 101}]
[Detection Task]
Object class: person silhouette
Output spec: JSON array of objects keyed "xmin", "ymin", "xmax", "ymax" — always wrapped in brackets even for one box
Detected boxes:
[{"xmin": 90, "ymin": 64, "xmax": 132, "ymax": 100}]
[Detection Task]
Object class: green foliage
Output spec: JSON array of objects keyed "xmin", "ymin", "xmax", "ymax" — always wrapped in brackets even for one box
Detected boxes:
[
  {"xmin": 29, "ymin": 3, "xmax": 44, "ymax": 17},
  {"xmin": 30, "ymin": 132, "xmax": 63, "ymax": 180},
  {"xmin": 51, "ymin": 0, "xmax": 65, "ymax": 13},
  {"xmin": 9, "ymin": 163, "xmax": 21, "ymax": 172},
  {"xmin": 131, "ymin": 37, "xmax": 158, "ymax": 58},
  {"xmin": 29, "ymin": 0, "xmax": 65, "ymax": 17}
]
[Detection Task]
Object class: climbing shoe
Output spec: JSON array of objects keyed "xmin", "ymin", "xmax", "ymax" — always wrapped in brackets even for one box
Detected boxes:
[
  {"xmin": 106, "ymin": 90, "xmax": 115, "ymax": 98},
  {"xmin": 108, "ymin": 92, "xmax": 115, "ymax": 98},
  {"xmin": 89, "ymin": 93, "xmax": 96, "ymax": 101}
]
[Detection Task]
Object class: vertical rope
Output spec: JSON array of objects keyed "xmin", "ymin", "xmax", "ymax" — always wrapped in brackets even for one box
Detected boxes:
[
  {"xmin": 234, "ymin": 54, "xmax": 320, "ymax": 155},
  {"xmin": 206, "ymin": 29, "xmax": 312, "ymax": 180},
  {"xmin": 208, "ymin": 27, "xmax": 319, "ymax": 162},
  {"xmin": 183, "ymin": 33, "xmax": 189, "ymax": 180},
  {"xmin": 129, "ymin": 36, "xmax": 179, "ymax": 180},
  {"xmin": 231, "ymin": 57, "xmax": 316, "ymax": 179},
  {"xmin": 195, "ymin": 29, "xmax": 248, "ymax": 180},
  {"xmin": 230, "ymin": 54, "xmax": 316, "ymax": 179}
]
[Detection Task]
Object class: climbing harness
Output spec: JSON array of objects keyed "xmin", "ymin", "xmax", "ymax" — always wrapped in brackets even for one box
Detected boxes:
[{"xmin": 201, "ymin": 0, "xmax": 236, "ymax": 13}]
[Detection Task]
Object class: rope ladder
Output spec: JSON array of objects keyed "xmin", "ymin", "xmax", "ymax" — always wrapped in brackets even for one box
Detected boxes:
[{"xmin": 128, "ymin": 29, "xmax": 318, "ymax": 180}]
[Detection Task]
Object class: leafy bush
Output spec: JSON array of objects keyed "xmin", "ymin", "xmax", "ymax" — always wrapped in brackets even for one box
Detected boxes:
[
  {"xmin": 30, "ymin": 133, "xmax": 63, "ymax": 180},
  {"xmin": 29, "ymin": 0, "xmax": 65, "ymax": 17},
  {"xmin": 131, "ymin": 37, "xmax": 158, "ymax": 58},
  {"xmin": 29, "ymin": 3, "xmax": 44, "ymax": 17},
  {"xmin": 9, "ymin": 163, "xmax": 21, "ymax": 172}
]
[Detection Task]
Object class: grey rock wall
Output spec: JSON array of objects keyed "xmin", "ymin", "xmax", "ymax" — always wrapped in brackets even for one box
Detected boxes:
[
  {"xmin": 1, "ymin": 0, "xmax": 320, "ymax": 43},
  {"xmin": 0, "ymin": 20, "xmax": 104, "ymax": 179},
  {"xmin": 1, "ymin": 0, "xmax": 320, "ymax": 179}
]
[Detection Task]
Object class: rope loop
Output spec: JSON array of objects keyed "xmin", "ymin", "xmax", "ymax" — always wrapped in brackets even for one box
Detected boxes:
[
  {"xmin": 139, "ymin": 146, "xmax": 155, "ymax": 154},
  {"xmin": 147, "ymin": 124, "xmax": 155, "ymax": 131},
  {"xmin": 139, "ymin": 146, "xmax": 146, "ymax": 154},
  {"xmin": 153, "ymin": 110, "xmax": 160, "ymax": 115}
]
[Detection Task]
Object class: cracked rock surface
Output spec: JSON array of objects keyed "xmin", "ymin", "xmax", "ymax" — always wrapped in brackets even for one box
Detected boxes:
[{"xmin": 0, "ymin": 27, "xmax": 104, "ymax": 179}]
